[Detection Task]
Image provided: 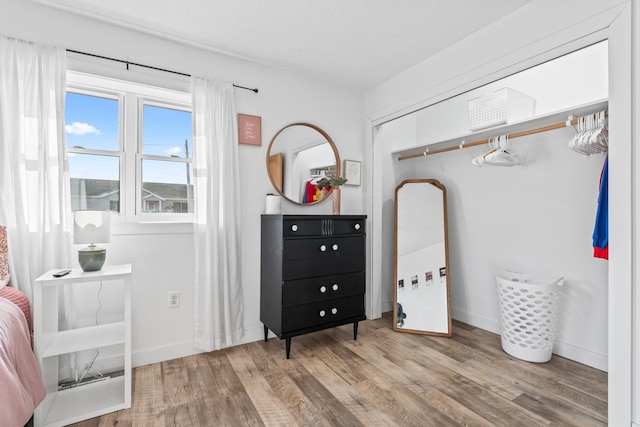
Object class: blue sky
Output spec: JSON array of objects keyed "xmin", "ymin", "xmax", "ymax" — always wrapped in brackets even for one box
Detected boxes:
[{"xmin": 65, "ymin": 92, "xmax": 192, "ymax": 184}]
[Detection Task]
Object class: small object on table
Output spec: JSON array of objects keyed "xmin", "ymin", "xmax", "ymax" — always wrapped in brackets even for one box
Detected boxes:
[{"xmin": 53, "ymin": 270, "xmax": 71, "ymax": 277}]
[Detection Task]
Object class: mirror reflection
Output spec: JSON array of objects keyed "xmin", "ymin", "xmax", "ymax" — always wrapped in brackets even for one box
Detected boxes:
[
  {"xmin": 394, "ymin": 179, "xmax": 451, "ymax": 336},
  {"xmin": 266, "ymin": 123, "xmax": 340, "ymax": 205}
]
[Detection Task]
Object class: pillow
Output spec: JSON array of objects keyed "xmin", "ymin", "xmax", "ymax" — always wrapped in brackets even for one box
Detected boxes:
[{"xmin": 0, "ymin": 225, "xmax": 9, "ymax": 289}]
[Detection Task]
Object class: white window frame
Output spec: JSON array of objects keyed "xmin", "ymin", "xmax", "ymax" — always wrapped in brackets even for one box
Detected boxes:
[
  {"xmin": 136, "ymin": 98, "xmax": 194, "ymax": 218},
  {"xmin": 66, "ymin": 70, "xmax": 193, "ymax": 223},
  {"xmin": 66, "ymin": 85, "xmax": 125, "ymax": 213}
]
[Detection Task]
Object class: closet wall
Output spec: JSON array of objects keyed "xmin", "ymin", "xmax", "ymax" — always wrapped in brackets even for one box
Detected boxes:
[{"xmin": 376, "ymin": 42, "xmax": 609, "ymax": 370}]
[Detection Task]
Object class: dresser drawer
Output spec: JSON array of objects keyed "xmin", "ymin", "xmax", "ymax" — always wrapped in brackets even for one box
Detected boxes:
[
  {"xmin": 283, "ymin": 236, "xmax": 364, "ymax": 280},
  {"xmin": 283, "ymin": 217, "xmax": 365, "ymax": 237},
  {"xmin": 283, "ymin": 272, "xmax": 364, "ymax": 307},
  {"xmin": 282, "ymin": 295, "xmax": 364, "ymax": 332}
]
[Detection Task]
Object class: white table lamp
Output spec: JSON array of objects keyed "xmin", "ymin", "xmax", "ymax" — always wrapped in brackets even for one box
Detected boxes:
[{"xmin": 74, "ymin": 210, "xmax": 111, "ymax": 272}]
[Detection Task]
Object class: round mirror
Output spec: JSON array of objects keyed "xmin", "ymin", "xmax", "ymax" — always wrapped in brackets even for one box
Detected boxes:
[{"xmin": 266, "ymin": 123, "xmax": 340, "ymax": 205}]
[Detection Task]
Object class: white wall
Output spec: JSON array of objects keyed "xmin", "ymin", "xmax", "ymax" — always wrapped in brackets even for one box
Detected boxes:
[
  {"xmin": 0, "ymin": 0, "xmax": 364, "ymax": 366},
  {"xmin": 373, "ymin": 115, "xmax": 415, "ymax": 312}
]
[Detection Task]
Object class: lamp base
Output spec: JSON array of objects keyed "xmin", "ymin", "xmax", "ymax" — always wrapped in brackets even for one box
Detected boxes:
[{"xmin": 78, "ymin": 247, "xmax": 107, "ymax": 272}]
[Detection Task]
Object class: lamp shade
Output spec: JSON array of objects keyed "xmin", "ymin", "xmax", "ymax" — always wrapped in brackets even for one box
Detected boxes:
[{"xmin": 74, "ymin": 210, "xmax": 111, "ymax": 245}]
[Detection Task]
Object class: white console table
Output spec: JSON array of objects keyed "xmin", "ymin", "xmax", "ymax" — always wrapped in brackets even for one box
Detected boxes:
[{"xmin": 33, "ymin": 264, "xmax": 132, "ymax": 427}]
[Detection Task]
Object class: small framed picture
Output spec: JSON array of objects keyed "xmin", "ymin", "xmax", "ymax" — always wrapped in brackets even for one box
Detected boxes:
[
  {"xmin": 343, "ymin": 160, "xmax": 361, "ymax": 186},
  {"xmin": 238, "ymin": 114, "xmax": 261, "ymax": 146}
]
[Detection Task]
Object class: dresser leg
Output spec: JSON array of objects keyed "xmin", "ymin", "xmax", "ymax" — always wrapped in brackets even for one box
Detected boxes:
[
  {"xmin": 285, "ymin": 337, "xmax": 292, "ymax": 359},
  {"xmin": 263, "ymin": 325, "xmax": 268, "ymax": 342},
  {"xmin": 353, "ymin": 321, "xmax": 359, "ymax": 340}
]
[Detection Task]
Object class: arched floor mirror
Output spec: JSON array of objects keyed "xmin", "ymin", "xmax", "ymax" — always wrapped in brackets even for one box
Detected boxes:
[{"xmin": 394, "ymin": 179, "xmax": 452, "ymax": 336}]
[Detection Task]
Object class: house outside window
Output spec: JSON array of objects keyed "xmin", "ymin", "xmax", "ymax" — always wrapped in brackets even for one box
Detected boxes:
[{"xmin": 65, "ymin": 71, "xmax": 193, "ymax": 220}]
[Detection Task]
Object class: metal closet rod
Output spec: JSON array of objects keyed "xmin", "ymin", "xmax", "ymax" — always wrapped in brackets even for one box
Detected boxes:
[
  {"xmin": 67, "ymin": 49, "xmax": 259, "ymax": 93},
  {"xmin": 397, "ymin": 111, "xmax": 609, "ymax": 161}
]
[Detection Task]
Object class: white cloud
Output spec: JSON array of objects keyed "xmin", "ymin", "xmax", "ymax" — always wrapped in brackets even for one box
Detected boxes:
[
  {"xmin": 65, "ymin": 122, "xmax": 102, "ymax": 136},
  {"xmin": 166, "ymin": 146, "xmax": 182, "ymax": 156}
]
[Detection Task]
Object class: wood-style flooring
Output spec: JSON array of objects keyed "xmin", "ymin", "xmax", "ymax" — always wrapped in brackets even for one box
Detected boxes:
[{"xmin": 70, "ymin": 314, "xmax": 607, "ymax": 426}]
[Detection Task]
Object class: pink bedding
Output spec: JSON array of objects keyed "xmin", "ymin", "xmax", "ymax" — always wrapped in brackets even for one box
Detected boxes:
[{"xmin": 0, "ymin": 296, "xmax": 46, "ymax": 427}]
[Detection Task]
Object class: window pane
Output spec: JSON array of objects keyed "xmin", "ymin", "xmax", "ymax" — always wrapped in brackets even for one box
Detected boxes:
[
  {"xmin": 141, "ymin": 159, "xmax": 193, "ymax": 214},
  {"xmin": 143, "ymin": 105, "xmax": 192, "ymax": 158},
  {"xmin": 65, "ymin": 92, "xmax": 119, "ymax": 151},
  {"xmin": 69, "ymin": 154, "xmax": 120, "ymax": 212}
]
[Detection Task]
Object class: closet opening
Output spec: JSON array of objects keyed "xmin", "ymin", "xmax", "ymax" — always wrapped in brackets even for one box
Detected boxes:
[{"xmin": 376, "ymin": 40, "xmax": 609, "ymax": 372}]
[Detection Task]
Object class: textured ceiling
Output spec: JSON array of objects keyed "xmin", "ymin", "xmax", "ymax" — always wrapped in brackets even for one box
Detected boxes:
[{"xmin": 33, "ymin": 0, "xmax": 533, "ymax": 91}]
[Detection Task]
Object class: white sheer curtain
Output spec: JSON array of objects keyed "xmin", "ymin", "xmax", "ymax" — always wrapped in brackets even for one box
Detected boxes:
[
  {"xmin": 0, "ymin": 36, "xmax": 71, "ymax": 301},
  {"xmin": 192, "ymin": 77, "xmax": 245, "ymax": 351}
]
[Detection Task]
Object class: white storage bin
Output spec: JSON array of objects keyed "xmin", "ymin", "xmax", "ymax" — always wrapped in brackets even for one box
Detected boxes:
[
  {"xmin": 495, "ymin": 270, "xmax": 563, "ymax": 363},
  {"xmin": 468, "ymin": 88, "xmax": 535, "ymax": 131}
]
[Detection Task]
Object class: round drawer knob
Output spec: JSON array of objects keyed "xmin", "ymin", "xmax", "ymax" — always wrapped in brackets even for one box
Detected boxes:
[
  {"xmin": 320, "ymin": 244, "xmax": 327, "ymax": 252},
  {"xmin": 331, "ymin": 308, "xmax": 338, "ymax": 315},
  {"xmin": 354, "ymin": 223, "xmax": 361, "ymax": 230},
  {"xmin": 291, "ymin": 224, "xmax": 298, "ymax": 232},
  {"xmin": 319, "ymin": 310, "xmax": 326, "ymax": 317},
  {"xmin": 332, "ymin": 244, "xmax": 339, "ymax": 251},
  {"xmin": 332, "ymin": 284, "xmax": 339, "ymax": 291},
  {"xmin": 320, "ymin": 286, "xmax": 327, "ymax": 293}
]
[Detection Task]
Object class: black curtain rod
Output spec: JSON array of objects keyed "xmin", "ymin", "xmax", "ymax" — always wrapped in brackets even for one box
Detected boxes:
[{"xmin": 67, "ymin": 49, "xmax": 259, "ymax": 93}]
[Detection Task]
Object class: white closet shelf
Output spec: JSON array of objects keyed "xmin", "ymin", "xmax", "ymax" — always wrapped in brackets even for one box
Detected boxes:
[{"xmin": 392, "ymin": 99, "xmax": 608, "ymax": 160}]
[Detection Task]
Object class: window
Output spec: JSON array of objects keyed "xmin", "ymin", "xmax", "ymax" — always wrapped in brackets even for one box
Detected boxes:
[
  {"xmin": 66, "ymin": 72, "xmax": 192, "ymax": 219},
  {"xmin": 140, "ymin": 103, "xmax": 193, "ymax": 214},
  {"xmin": 66, "ymin": 91, "xmax": 121, "ymax": 212}
]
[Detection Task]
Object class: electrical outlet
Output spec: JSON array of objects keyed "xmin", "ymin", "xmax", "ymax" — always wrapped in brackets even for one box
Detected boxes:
[{"xmin": 168, "ymin": 291, "xmax": 180, "ymax": 308}]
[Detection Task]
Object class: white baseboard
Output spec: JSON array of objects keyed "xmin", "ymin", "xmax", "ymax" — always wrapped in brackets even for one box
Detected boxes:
[
  {"xmin": 132, "ymin": 311, "xmax": 608, "ymax": 373},
  {"xmin": 451, "ymin": 306, "xmax": 608, "ymax": 372},
  {"xmin": 131, "ymin": 324, "xmax": 269, "ymax": 368},
  {"xmin": 451, "ymin": 306, "xmax": 501, "ymax": 334},
  {"xmin": 132, "ymin": 341, "xmax": 201, "ymax": 367},
  {"xmin": 552, "ymin": 340, "xmax": 607, "ymax": 372}
]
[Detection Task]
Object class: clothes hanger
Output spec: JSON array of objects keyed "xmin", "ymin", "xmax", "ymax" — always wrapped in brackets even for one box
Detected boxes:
[
  {"xmin": 471, "ymin": 137, "xmax": 495, "ymax": 165},
  {"xmin": 472, "ymin": 135, "xmax": 521, "ymax": 166},
  {"xmin": 485, "ymin": 135, "xmax": 521, "ymax": 166},
  {"xmin": 569, "ymin": 111, "xmax": 608, "ymax": 156},
  {"xmin": 591, "ymin": 111, "xmax": 608, "ymax": 152}
]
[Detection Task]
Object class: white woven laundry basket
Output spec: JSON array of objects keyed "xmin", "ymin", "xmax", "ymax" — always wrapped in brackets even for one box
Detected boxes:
[{"xmin": 495, "ymin": 270, "xmax": 563, "ymax": 363}]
